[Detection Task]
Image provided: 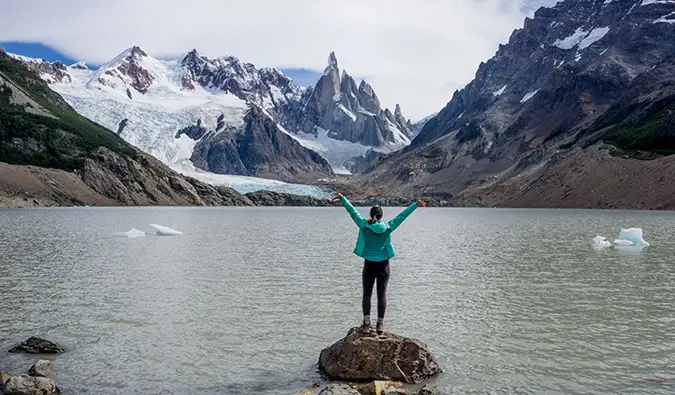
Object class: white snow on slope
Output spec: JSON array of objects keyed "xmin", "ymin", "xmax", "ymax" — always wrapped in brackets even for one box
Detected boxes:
[
  {"xmin": 554, "ymin": 27, "xmax": 610, "ymax": 50},
  {"xmin": 654, "ymin": 11, "xmax": 675, "ymax": 23},
  {"xmin": 553, "ymin": 28, "xmax": 589, "ymax": 50},
  {"xmin": 295, "ymin": 127, "xmax": 371, "ymax": 175},
  {"xmin": 493, "ymin": 85, "xmax": 507, "ymax": 97},
  {"xmin": 337, "ymin": 103, "xmax": 357, "ymax": 122},
  {"xmin": 520, "ymin": 89, "xmax": 540, "ymax": 104},
  {"xmin": 578, "ymin": 27, "xmax": 611, "ymax": 49},
  {"xmin": 642, "ymin": 0, "xmax": 675, "ymax": 5}
]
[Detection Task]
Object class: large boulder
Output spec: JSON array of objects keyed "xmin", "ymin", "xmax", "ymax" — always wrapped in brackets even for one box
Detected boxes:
[
  {"xmin": 27, "ymin": 360, "xmax": 53, "ymax": 378},
  {"xmin": 319, "ymin": 328, "xmax": 441, "ymax": 384},
  {"xmin": 1, "ymin": 375, "xmax": 61, "ymax": 395},
  {"xmin": 8, "ymin": 338, "xmax": 65, "ymax": 354}
]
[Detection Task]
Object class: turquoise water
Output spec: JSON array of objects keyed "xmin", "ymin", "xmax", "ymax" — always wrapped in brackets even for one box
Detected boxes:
[{"xmin": 1, "ymin": 207, "xmax": 674, "ymax": 394}]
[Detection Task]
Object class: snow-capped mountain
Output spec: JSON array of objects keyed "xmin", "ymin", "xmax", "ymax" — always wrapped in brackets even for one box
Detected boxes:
[
  {"xmin": 362, "ymin": 0, "xmax": 675, "ymax": 208},
  {"xmin": 13, "ymin": 47, "xmax": 412, "ymax": 186}
]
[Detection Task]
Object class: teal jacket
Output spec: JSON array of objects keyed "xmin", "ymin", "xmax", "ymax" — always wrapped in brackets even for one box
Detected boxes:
[{"xmin": 340, "ymin": 196, "xmax": 418, "ymax": 262}]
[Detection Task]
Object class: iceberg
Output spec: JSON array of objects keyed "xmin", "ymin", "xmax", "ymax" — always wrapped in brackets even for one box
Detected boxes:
[
  {"xmin": 112, "ymin": 228, "xmax": 146, "ymax": 238},
  {"xmin": 615, "ymin": 228, "xmax": 650, "ymax": 247},
  {"xmin": 149, "ymin": 224, "xmax": 183, "ymax": 236},
  {"xmin": 591, "ymin": 235, "xmax": 612, "ymax": 249}
]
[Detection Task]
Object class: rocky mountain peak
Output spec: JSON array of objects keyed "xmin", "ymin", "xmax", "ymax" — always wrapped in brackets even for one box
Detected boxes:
[
  {"xmin": 362, "ymin": 0, "xmax": 675, "ymax": 203},
  {"xmin": 95, "ymin": 46, "xmax": 155, "ymax": 94},
  {"xmin": 327, "ymin": 51, "xmax": 339, "ymax": 70},
  {"xmin": 69, "ymin": 61, "xmax": 88, "ymax": 70}
]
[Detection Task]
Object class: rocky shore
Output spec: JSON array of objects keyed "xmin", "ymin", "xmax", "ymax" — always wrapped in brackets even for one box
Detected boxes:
[{"xmin": 3, "ymin": 331, "xmax": 445, "ymax": 395}]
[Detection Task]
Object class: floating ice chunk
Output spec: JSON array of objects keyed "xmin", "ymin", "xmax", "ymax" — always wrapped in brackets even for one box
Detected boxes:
[
  {"xmin": 613, "ymin": 239, "xmax": 634, "ymax": 246},
  {"xmin": 113, "ymin": 228, "xmax": 146, "ymax": 238},
  {"xmin": 591, "ymin": 235, "xmax": 612, "ymax": 249},
  {"xmin": 616, "ymin": 228, "xmax": 649, "ymax": 247},
  {"xmin": 149, "ymin": 224, "xmax": 183, "ymax": 236}
]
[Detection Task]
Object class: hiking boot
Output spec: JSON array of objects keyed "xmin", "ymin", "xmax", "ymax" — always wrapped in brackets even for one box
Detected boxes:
[
  {"xmin": 376, "ymin": 321, "xmax": 384, "ymax": 335},
  {"xmin": 359, "ymin": 320, "xmax": 372, "ymax": 334}
]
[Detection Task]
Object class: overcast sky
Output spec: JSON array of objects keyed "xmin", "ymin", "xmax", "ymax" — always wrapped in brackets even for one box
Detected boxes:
[{"xmin": 0, "ymin": 0, "xmax": 560, "ymax": 120}]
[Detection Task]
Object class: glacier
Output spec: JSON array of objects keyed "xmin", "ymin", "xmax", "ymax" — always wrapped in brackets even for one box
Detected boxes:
[{"xmin": 41, "ymin": 53, "xmax": 333, "ymax": 197}]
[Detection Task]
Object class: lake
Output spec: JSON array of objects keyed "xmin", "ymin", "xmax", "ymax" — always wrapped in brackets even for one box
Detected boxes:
[{"xmin": 1, "ymin": 207, "xmax": 674, "ymax": 394}]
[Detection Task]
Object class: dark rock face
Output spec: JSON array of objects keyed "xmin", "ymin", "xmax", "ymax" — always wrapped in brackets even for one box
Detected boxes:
[
  {"xmin": 117, "ymin": 118, "xmax": 128, "ymax": 135},
  {"xmin": 8, "ymin": 337, "xmax": 65, "ymax": 354},
  {"xmin": 190, "ymin": 106, "xmax": 334, "ymax": 182},
  {"xmin": 244, "ymin": 190, "xmax": 335, "ymax": 206},
  {"xmin": 318, "ymin": 328, "xmax": 441, "ymax": 384},
  {"xmin": 114, "ymin": 46, "xmax": 154, "ymax": 94},
  {"xmin": 363, "ymin": 0, "xmax": 675, "ymax": 200},
  {"xmin": 175, "ymin": 119, "xmax": 207, "ymax": 140}
]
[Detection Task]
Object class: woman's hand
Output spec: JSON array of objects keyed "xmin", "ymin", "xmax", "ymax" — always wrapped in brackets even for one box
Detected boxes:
[
  {"xmin": 332, "ymin": 193, "xmax": 344, "ymax": 201},
  {"xmin": 416, "ymin": 200, "xmax": 427, "ymax": 207}
]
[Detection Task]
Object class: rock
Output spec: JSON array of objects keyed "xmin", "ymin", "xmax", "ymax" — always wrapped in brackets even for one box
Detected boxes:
[
  {"xmin": 1, "ymin": 375, "xmax": 61, "ymax": 395},
  {"xmin": 319, "ymin": 328, "xmax": 441, "ymax": 384},
  {"xmin": 295, "ymin": 391, "xmax": 314, "ymax": 395},
  {"xmin": 8, "ymin": 337, "xmax": 65, "ymax": 354},
  {"xmin": 319, "ymin": 384, "xmax": 361, "ymax": 395},
  {"xmin": 358, "ymin": 381, "xmax": 404, "ymax": 395},
  {"xmin": 27, "ymin": 360, "xmax": 53, "ymax": 377},
  {"xmin": 416, "ymin": 385, "xmax": 447, "ymax": 395},
  {"xmin": 1, "ymin": 371, "xmax": 10, "ymax": 385},
  {"xmin": 244, "ymin": 190, "xmax": 335, "ymax": 207}
]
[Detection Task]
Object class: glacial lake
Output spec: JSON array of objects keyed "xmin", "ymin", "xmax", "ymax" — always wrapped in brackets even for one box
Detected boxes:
[{"xmin": 1, "ymin": 207, "xmax": 674, "ymax": 394}]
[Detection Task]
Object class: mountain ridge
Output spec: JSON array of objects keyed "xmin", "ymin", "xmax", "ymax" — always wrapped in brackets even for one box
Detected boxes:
[
  {"xmin": 13, "ymin": 47, "xmax": 413, "ymax": 185},
  {"xmin": 359, "ymin": 0, "xmax": 675, "ymax": 209}
]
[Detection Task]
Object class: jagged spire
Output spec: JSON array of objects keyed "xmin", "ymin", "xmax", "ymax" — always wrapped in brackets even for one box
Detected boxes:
[{"xmin": 328, "ymin": 51, "xmax": 338, "ymax": 69}]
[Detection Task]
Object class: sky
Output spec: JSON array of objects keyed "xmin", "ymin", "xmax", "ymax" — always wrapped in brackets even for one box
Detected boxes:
[{"xmin": 0, "ymin": 0, "xmax": 560, "ymax": 121}]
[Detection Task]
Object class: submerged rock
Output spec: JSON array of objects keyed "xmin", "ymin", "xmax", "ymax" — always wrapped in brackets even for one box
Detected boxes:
[
  {"xmin": 1, "ymin": 375, "xmax": 61, "ymax": 395},
  {"xmin": 358, "ymin": 380, "xmax": 406, "ymax": 395},
  {"xmin": 319, "ymin": 383, "xmax": 361, "ymax": 395},
  {"xmin": 416, "ymin": 385, "xmax": 447, "ymax": 395},
  {"xmin": 8, "ymin": 337, "xmax": 65, "ymax": 354},
  {"xmin": 27, "ymin": 360, "xmax": 53, "ymax": 378},
  {"xmin": 319, "ymin": 328, "xmax": 441, "ymax": 384}
]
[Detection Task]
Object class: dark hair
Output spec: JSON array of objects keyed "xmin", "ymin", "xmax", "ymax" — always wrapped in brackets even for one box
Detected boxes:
[{"xmin": 368, "ymin": 206, "xmax": 383, "ymax": 224}]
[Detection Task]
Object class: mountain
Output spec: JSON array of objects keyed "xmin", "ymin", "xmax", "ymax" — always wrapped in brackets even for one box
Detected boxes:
[
  {"xmin": 14, "ymin": 48, "xmax": 412, "ymax": 184},
  {"xmin": 298, "ymin": 52, "xmax": 412, "ymax": 149},
  {"xmin": 0, "ymin": 47, "xmax": 254, "ymax": 207},
  {"xmin": 361, "ymin": 0, "xmax": 675, "ymax": 209}
]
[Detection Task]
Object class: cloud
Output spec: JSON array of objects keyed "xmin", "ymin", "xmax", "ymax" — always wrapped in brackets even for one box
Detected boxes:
[{"xmin": 0, "ymin": 0, "xmax": 559, "ymax": 120}]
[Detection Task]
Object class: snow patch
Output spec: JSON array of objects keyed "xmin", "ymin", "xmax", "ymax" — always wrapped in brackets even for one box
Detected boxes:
[
  {"xmin": 337, "ymin": 103, "xmax": 357, "ymax": 122},
  {"xmin": 553, "ymin": 28, "xmax": 589, "ymax": 50},
  {"xmin": 294, "ymin": 126, "xmax": 370, "ymax": 175},
  {"xmin": 654, "ymin": 11, "xmax": 675, "ymax": 23},
  {"xmin": 642, "ymin": 0, "xmax": 675, "ymax": 5},
  {"xmin": 493, "ymin": 85, "xmax": 507, "ymax": 97},
  {"xmin": 520, "ymin": 89, "xmax": 540, "ymax": 104},
  {"xmin": 553, "ymin": 27, "xmax": 610, "ymax": 50},
  {"xmin": 578, "ymin": 27, "xmax": 610, "ymax": 49}
]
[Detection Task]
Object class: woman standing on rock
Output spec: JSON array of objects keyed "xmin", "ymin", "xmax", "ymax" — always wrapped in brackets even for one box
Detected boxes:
[{"xmin": 333, "ymin": 193, "xmax": 425, "ymax": 335}]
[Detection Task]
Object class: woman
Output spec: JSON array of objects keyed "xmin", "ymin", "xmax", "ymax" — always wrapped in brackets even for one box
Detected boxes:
[{"xmin": 333, "ymin": 193, "xmax": 425, "ymax": 335}]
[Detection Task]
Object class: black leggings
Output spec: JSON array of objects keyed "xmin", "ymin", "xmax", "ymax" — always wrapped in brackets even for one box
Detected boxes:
[{"xmin": 362, "ymin": 259, "xmax": 390, "ymax": 319}]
